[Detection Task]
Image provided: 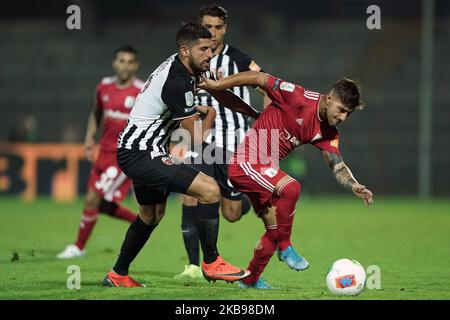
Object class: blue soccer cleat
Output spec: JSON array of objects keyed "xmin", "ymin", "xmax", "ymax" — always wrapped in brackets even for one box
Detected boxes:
[
  {"xmin": 238, "ymin": 278, "xmax": 274, "ymax": 290},
  {"xmin": 277, "ymin": 246, "xmax": 310, "ymax": 271}
]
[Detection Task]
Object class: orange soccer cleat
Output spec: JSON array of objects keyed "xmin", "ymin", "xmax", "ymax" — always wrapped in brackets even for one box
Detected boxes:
[
  {"xmin": 201, "ymin": 256, "xmax": 251, "ymax": 283},
  {"xmin": 102, "ymin": 271, "xmax": 145, "ymax": 288}
]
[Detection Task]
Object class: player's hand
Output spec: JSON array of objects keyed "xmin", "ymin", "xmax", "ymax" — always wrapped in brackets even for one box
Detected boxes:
[
  {"xmin": 84, "ymin": 139, "xmax": 95, "ymax": 162},
  {"xmin": 352, "ymin": 184, "xmax": 374, "ymax": 206},
  {"xmin": 198, "ymin": 75, "xmax": 220, "ymax": 91},
  {"xmin": 196, "ymin": 106, "xmax": 209, "ymax": 115}
]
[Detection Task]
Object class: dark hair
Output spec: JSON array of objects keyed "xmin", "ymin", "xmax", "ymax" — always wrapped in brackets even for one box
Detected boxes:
[
  {"xmin": 198, "ymin": 4, "xmax": 228, "ymax": 22},
  {"xmin": 114, "ymin": 45, "xmax": 138, "ymax": 60},
  {"xmin": 176, "ymin": 22, "xmax": 212, "ymax": 48},
  {"xmin": 332, "ymin": 78, "xmax": 365, "ymax": 110}
]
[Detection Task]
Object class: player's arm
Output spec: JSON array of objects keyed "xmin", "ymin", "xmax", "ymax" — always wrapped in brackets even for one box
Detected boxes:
[
  {"xmin": 206, "ymin": 89, "xmax": 260, "ymax": 119},
  {"xmin": 200, "ymin": 71, "xmax": 268, "ymax": 92},
  {"xmin": 323, "ymin": 151, "xmax": 374, "ymax": 206},
  {"xmin": 178, "ymin": 107, "xmax": 216, "ymax": 146},
  {"xmin": 247, "ymin": 60, "xmax": 271, "ymax": 108},
  {"xmin": 84, "ymin": 94, "xmax": 103, "ymax": 162}
]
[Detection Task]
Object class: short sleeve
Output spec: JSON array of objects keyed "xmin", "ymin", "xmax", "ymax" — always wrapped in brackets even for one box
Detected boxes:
[
  {"xmin": 312, "ymin": 127, "xmax": 341, "ymax": 156},
  {"xmin": 265, "ymin": 74, "xmax": 304, "ymax": 108},
  {"xmin": 161, "ymin": 77, "xmax": 198, "ymax": 120}
]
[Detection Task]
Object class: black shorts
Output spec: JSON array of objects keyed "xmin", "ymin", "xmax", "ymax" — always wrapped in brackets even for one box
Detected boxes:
[
  {"xmin": 184, "ymin": 145, "xmax": 243, "ymax": 201},
  {"xmin": 117, "ymin": 148, "xmax": 199, "ymax": 205}
]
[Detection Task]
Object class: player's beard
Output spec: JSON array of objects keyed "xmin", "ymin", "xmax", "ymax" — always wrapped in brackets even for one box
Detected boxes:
[{"xmin": 191, "ymin": 57, "xmax": 211, "ymax": 74}]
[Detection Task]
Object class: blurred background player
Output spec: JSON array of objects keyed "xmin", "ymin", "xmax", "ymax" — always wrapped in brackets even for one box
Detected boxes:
[
  {"xmin": 175, "ymin": 4, "xmax": 270, "ymax": 280},
  {"xmin": 57, "ymin": 45, "xmax": 143, "ymax": 259},
  {"xmin": 198, "ymin": 71, "xmax": 374, "ymax": 289}
]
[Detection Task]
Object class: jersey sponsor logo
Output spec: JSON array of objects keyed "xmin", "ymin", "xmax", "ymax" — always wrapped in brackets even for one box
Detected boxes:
[
  {"xmin": 281, "ymin": 129, "xmax": 301, "ymax": 147},
  {"xmin": 104, "ymin": 109, "xmax": 129, "ymax": 120},
  {"xmin": 124, "ymin": 96, "xmax": 136, "ymax": 109},
  {"xmin": 296, "ymin": 118, "xmax": 304, "ymax": 126},
  {"xmin": 280, "ymin": 82, "xmax": 295, "ymax": 92},
  {"xmin": 330, "ymin": 139, "xmax": 339, "ymax": 148},
  {"xmin": 185, "ymin": 91, "xmax": 194, "ymax": 107},
  {"xmin": 161, "ymin": 156, "xmax": 174, "ymax": 166},
  {"xmin": 311, "ymin": 133, "xmax": 323, "ymax": 142}
]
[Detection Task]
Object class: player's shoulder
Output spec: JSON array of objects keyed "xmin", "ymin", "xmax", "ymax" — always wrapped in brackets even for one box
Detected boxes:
[
  {"xmin": 132, "ymin": 78, "xmax": 145, "ymax": 90},
  {"xmin": 96, "ymin": 76, "xmax": 117, "ymax": 92},
  {"xmin": 164, "ymin": 57, "xmax": 192, "ymax": 90},
  {"xmin": 99, "ymin": 76, "xmax": 116, "ymax": 86}
]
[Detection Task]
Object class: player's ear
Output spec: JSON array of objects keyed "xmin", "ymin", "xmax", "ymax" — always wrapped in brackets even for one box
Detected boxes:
[
  {"xmin": 223, "ymin": 23, "xmax": 227, "ymax": 34},
  {"xmin": 179, "ymin": 45, "xmax": 190, "ymax": 58}
]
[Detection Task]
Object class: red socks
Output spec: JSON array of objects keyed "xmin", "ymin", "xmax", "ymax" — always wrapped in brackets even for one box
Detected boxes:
[
  {"xmin": 273, "ymin": 180, "xmax": 301, "ymax": 250},
  {"xmin": 75, "ymin": 208, "xmax": 99, "ymax": 250},
  {"xmin": 242, "ymin": 227, "xmax": 278, "ymax": 285}
]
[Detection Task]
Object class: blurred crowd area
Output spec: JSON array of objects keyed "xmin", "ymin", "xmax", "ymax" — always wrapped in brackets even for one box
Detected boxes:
[{"xmin": 0, "ymin": 0, "xmax": 449, "ymax": 195}]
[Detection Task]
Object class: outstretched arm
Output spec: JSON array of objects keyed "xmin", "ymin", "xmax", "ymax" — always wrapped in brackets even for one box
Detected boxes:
[
  {"xmin": 206, "ymin": 89, "xmax": 260, "ymax": 119},
  {"xmin": 323, "ymin": 151, "xmax": 374, "ymax": 205},
  {"xmin": 199, "ymin": 71, "xmax": 269, "ymax": 92}
]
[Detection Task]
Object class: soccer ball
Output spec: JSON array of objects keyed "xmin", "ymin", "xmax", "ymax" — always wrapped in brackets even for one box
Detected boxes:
[{"xmin": 326, "ymin": 258, "xmax": 366, "ymax": 296}]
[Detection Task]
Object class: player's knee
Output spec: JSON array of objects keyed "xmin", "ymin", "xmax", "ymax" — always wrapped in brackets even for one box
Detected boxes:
[
  {"xmin": 84, "ymin": 191, "xmax": 101, "ymax": 209},
  {"xmin": 222, "ymin": 209, "xmax": 241, "ymax": 223},
  {"xmin": 198, "ymin": 178, "xmax": 220, "ymax": 203},
  {"xmin": 278, "ymin": 180, "xmax": 301, "ymax": 201},
  {"xmin": 139, "ymin": 205, "xmax": 165, "ymax": 225},
  {"xmin": 182, "ymin": 195, "xmax": 198, "ymax": 206}
]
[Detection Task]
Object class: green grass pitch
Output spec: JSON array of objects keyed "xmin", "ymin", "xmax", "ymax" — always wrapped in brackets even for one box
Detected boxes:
[{"xmin": 1, "ymin": 195, "xmax": 449, "ymax": 300}]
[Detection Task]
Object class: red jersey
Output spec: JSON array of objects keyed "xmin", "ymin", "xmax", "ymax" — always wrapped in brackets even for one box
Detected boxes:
[
  {"xmin": 95, "ymin": 76, "xmax": 144, "ymax": 152},
  {"xmin": 234, "ymin": 75, "xmax": 340, "ymax": 166}
]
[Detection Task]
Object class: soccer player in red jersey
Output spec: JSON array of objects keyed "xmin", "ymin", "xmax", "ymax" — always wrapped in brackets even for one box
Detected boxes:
[
  {"xmin": 57, "ymin": 45, "xmax": 144, "ymax": 259},
  {"xmin": 198, "ymin": 71, "xmax": 374, "ymax": 289}
]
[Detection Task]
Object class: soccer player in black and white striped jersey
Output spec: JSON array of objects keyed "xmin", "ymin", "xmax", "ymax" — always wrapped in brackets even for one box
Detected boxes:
[
  {"xmin": 102, "ymin": 22, "xmax": 260, "ymax": 287},
  {"xmin": 175, "ymin": 4, "xmax": 270, "ymax": 280}
]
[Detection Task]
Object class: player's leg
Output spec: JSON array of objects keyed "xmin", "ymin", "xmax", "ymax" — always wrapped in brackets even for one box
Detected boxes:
[
  {"xmin": 273, "ymin": 175, "xmax": 309, "ymax": 271},
  {"xmin": 175, "ymin": 154, "xmax": 215, "ymax": 280},
  {"xmin": 174, "ymin": 194, "xmax": 202, "ymax": 279},
  {"xmin": 98, "ymin": 199, "xmax": 136, "ymax": 223},
  {"xmin": 215, "ymin": 162, "xmax": 251, "ymax": 223},
  {"xmin": 220, "ymin": 195, "xmax": 251, "ymax": 222},
  {"xmin": 239, "ymin": 207, "xmax": 277, "ymax": 289},
  {"xmin": 57, "ymin": 188, "xmax": 102, "ymax": 259},
  {"xmin": 185, "ymin": 171, "xmax": 250, "ymax": 282},
  {"xmin": 103, "ymin": 199, "xmax": 166, "ymax": 288}
]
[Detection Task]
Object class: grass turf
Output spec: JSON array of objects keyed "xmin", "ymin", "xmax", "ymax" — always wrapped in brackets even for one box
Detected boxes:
[{"xmin": 0, "ymin": 195, "xmax": 449, "ymax": 300}]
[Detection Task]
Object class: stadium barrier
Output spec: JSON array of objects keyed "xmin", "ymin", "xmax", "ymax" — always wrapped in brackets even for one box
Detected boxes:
[{"xmin": 0, "ymin": 143, "xmax": 98, "ymax": 202}]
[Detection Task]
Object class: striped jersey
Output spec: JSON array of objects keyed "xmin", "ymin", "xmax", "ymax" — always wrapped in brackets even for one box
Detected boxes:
[
  {"xmin": 194, "ymin": 44, "xmax": 255, "ymax": 157},
  {"xmin": 117, "ymin": 54, "xmax": 200, "ymax": 158}
]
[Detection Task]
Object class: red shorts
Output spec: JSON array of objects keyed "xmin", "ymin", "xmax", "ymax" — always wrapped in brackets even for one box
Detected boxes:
[
  {"xmin": 87, "ymin": 150, "xmax": 132, "ymax": 202},
  {"xmin": 228, "ymin": 161, "xmax": 295, "ymax": 215}
]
